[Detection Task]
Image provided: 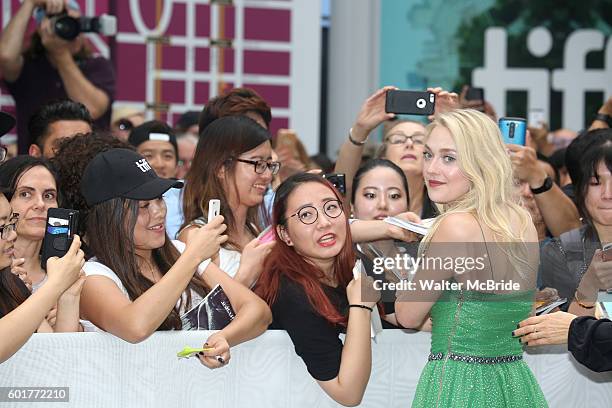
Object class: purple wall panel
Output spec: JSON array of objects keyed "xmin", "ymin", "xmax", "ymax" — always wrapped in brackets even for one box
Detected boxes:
[
  {"xmin": 243, "ymin": 84, "xmax": 290, "ymax": 108},
  {"xmin": 166, "ymin": 3, "xmax": 187, "ymax": 37},
  {"xmin": 244, "ymin": 50, "xmax": 290, "ymax": 76},
  {"xmin": 195, "ymin": 5, "xmax": 211, "ymax": 38},
  {"xmin": 115, "ymin": 43, "xmax": 147, "ymax": 101},
  {"xmin": 194, "ymin": 82, "xmax": 211, "ymax": 105},
  {"xmin": 160, "ymin": 80, "xmax": 185, "ymax": 104},
  {"xmin": 195, "ymin": 48, "xmax": 211, "ymax": 72},
  {"xmin": 160, "ymin": 46, "xmax": 187, "ymax": 71},
  {"xmin": 244, "ymin": 8, "xmax": 291, "ymax": 42}
]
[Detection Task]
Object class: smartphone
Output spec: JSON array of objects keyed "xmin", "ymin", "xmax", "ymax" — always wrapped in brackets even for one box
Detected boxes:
[
  {"xmin": 208, "ymin": 199, "xmax": 220, "ymax": 222},
  {"xmin": 323, "ymin": 173, "xmax": 346, "ymax": 196},
  {"xmin": 498, "ymin": 117, "xmax": 526, "ymax": 145},
  {"xmin": 40, "ymin": 208, "xmax": 79, "ymax": 269},
  {"xmin": 465, "ymin": 87, "xmax": 484, "ymax": 101},
  {"xmin": 257, "ymin": 225, "xmax": 276, "ymax": 243},
  {"xmin": 385, "ymin": 90, "xmax": 435, "ymax": 116},
  {"xmin": 528, "ymin": 109, "xmax": 546, "ymax": 128}
]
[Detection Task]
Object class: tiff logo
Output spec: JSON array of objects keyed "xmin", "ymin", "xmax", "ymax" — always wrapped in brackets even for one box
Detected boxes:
[
  {"xmin": 473, "ymin": 27, "xmax": 612, "ymax": 130},
  {"xmin": 135, "ymin": 159, "xmax": 152, "ymax": 172}
]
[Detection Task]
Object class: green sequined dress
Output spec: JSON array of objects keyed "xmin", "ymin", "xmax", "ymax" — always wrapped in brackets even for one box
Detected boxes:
[{"xmin": 412, "ymin": 290, "xmax": 548, "ymax": 407}]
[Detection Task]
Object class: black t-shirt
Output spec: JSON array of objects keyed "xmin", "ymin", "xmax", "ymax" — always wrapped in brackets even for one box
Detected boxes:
[{"xmin": 269, "ymin": 276, "xmax": 348, "ymax": 381}]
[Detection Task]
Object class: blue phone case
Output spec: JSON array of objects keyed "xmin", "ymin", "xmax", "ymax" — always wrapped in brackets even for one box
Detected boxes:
[{"xmin": 499, "ymin": 117, "xmax": 526, "ymax": 145}]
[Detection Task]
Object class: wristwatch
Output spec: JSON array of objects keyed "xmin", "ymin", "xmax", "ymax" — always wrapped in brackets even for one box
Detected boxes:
[
  {"xmin": 594, "ymin": 113, "xmax": 612, "ymax": 128},
  {"xmin": 530, "ymin": 176, "xmax": 553, "ymax": 195}
]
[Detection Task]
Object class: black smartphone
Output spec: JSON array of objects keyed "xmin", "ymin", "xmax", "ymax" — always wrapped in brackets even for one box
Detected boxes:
[
  {"xmin": 40, "ymin": 208, "xmax": 79, "ymax": 269},
  {"xmin": 323, "ymin": 173, "xmax": 346, "ymax": 196},
  {"xmin": 385, "ymin": 90, "xmax": 435, "ymax": 116},
  {"xmin": 465, "ymin": 87, "xmax": 484, "ymax": 101}
]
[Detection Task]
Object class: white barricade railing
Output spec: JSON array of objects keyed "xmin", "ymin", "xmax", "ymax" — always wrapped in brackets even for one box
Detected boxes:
[{"xmin": 0, "ymin": 330, "xmax": 611, "ymax": 407}]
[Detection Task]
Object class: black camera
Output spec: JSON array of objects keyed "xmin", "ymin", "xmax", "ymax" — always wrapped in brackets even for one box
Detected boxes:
[{"xmin": 48, "ymin": 13, "xmax": 117, "ymax": 41}]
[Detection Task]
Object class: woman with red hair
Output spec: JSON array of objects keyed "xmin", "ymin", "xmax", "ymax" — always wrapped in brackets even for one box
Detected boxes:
[{"xmin": 255, "ymin": 173, "xmax": 378, "ymax": 407}]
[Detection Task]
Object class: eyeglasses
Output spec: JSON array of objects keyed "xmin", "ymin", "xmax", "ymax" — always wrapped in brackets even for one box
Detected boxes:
[
  {"xmin": 289, "ymin": 200, "xmax": 343, "ymax": 225},
  {"xmin": 234, "ymin": 158, "xmax": 281, "ymax": 175},
  {"xmin": 0, "ymin": 145, "xmax": 7, "ymax": 163},
  {"xmin": 1, "ymin": 213, "xmax": 19, "ymax": 240},
  {"xmin": 385, "ymin": 133, "xmax": 425, "ymax": 146}
]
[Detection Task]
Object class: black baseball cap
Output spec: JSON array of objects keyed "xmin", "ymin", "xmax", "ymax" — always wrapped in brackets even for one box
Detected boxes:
[
  {"xmin": 81, "ymin": 148, "xmax": 183, "ymax": 206},
  {"xmin": 128, "ymin": 120, "xmax": 178, "ymax": 157},
  {"xmin": 0, "ymin": 111, "xmax": 16, "ymax": 137}
]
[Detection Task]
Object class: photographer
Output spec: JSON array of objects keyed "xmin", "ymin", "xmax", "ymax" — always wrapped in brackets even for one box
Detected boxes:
[{"xmin": 0, "ymin": 0, "xmax": 115, "ymax": 154}]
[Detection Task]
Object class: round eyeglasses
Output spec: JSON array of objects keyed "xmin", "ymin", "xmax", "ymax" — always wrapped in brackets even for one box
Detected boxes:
[
  {"xmin": 0, "ymin": 213, "xmax": 18, "ymax": 240},
  {"xmin": 0, "ymin": 145, "xmax": 7, "ymax": 163},
  {"xmin": 385, "ymin": 133, "xmax": 425, "ymax": 146},
  {"xmin": 234, "ymin": 158, "xmax": 281, "ymax": 175},
  {"xmin": 289, "ymin": 200, "xmax": 343, "ymax": 225}
]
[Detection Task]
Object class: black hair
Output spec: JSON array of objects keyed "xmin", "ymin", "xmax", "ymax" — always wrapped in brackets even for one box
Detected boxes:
[
  {"xmin": 548, "ymin": 148, "xmax": 566, "ymax": 171},
  {"xmin": 0, "ymin": 156, "xmax": 60, "ymax": 204},
  {"xmin": 28, "ymin": 100, "xmax": 93, "ymax": 149},
  {"xmin": 566, "ymin": 128, "xmax": 612, "ymax": 187},
  {"xmin": 574, "ymin": 136, "xmax": 612, "ymax": 223},
  {"xmin": 351, "ymin": 159, "xmax": 410, "ymax": 208},
  {"xmin": 0, "ymin": 267, "xmax": 31, "ymax": 319},
  {"xmin": 175, "ymin": 111, "xmax": 200, "ymax": 133}
]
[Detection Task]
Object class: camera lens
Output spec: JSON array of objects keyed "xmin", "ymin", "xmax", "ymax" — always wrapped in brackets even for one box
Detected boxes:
[
  {"xmin": 53, "ymin": 15, "xmax": 80, "ymax": 41},
  {"xmin": 509, "ymin": 122, "xmax": 515, "ymax": 138},
  {"xmin": 416, "ymin": 98, "xmax": 426, "ymax": 109},
  {"xmin": 117, "ymin": 119, "xmax": 134, "ymax": 132}
]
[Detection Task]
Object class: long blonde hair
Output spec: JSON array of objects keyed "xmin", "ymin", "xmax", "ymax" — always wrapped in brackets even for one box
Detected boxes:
[{"xmin": 421, "ymin": 110, "xmax": 534, "ymax": 277}]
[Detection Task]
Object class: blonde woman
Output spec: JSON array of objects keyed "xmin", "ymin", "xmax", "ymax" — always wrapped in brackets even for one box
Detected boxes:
[{"xmin": 395, "ymin": 109, "xmax": 547, "ymax": 407}]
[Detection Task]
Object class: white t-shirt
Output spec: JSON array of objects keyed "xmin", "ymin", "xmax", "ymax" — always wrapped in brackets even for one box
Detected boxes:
[{"xmin": 80, "ymin": 240, "xmax": 210, "ymax": 332}]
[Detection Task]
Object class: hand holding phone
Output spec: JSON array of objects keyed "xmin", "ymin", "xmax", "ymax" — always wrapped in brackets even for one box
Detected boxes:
[
  {"xmin": 257, "ymin": 225, "xmax": 276, "ymax": 243},
  {"xmin": 45, "ymin": 234, "xmax": 85, "ymax": 294},
  {"xmin": 40, "ymin": 208, "xmax": 79, "ymax": 269},
  {"xmin": 208, "ymin": 199, "xmax": 220, "ymax": 222}
]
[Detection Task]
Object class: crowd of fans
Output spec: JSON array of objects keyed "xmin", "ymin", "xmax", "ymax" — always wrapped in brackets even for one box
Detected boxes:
[{"xmin": 0, "ymin": 1, "xmax": 611, "ymax": 406}]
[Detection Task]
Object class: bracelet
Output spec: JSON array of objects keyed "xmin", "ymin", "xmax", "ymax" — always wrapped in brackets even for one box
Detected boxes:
[
  {"xmin": 574, "ymin": 290, "xmax": 595, "ymax": 309},
  {"xmin": 349, "ymin": 304, "xmax": 373, "ymax": 312},
  {"xmin": 348, "ymin": 128, "xmax": 367, "ymax": 146},
  {"xmin": 530, "ymin": 176, "xmax": 553, "ymax": 195},
  {"xmin": 594, "ymin": 113, "xmax": 612, "ymax": 128}
]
